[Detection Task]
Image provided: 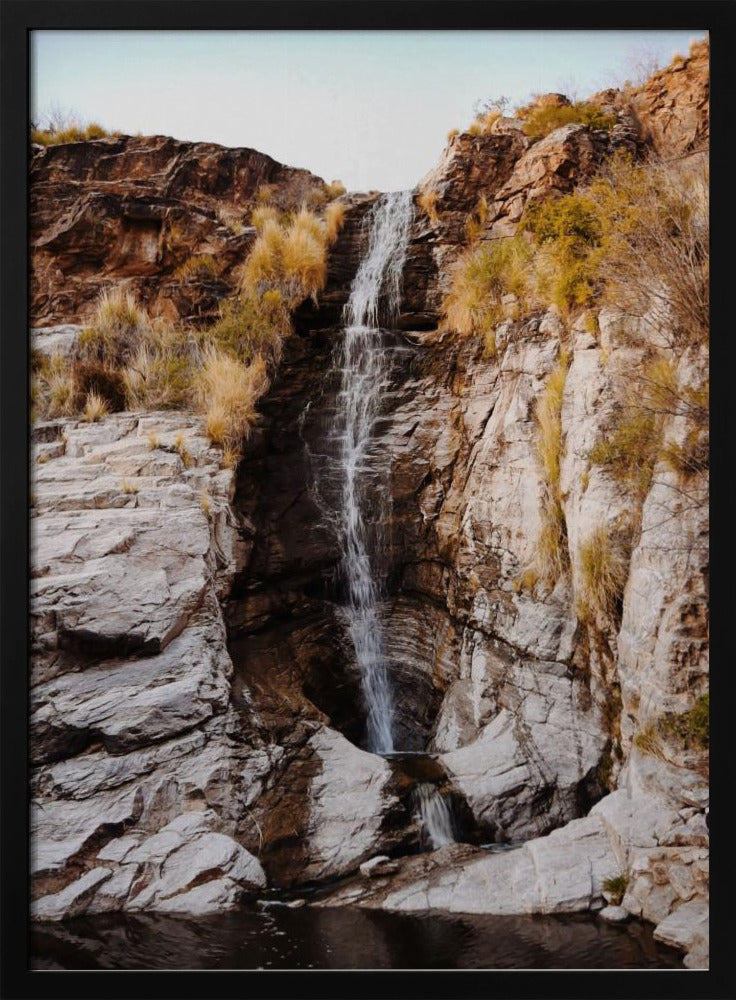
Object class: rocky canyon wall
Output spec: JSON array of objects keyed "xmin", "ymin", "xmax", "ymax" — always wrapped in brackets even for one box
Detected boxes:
[{"xmin": 29, "ymin": 39, "xmax": 709, "ymax": 966}]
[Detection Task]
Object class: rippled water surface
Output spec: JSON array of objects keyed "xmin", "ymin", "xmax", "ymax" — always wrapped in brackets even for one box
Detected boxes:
[{"xmin": 32, "ymin": 906, "xmax": 683, "ymax": 970}]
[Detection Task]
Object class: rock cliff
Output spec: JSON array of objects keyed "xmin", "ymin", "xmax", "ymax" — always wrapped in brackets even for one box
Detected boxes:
[{"xmin": 30, "ymin": 41, "xmax": 709, "ymax": 967}]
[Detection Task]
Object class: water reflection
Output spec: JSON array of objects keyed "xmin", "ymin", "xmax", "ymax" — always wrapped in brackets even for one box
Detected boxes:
[{"xmin": 31, "ymin": 906, "xmax": 683, "ymax": 970}]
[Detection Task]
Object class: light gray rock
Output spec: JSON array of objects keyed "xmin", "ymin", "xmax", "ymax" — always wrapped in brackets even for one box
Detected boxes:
[
  {"xmin": 653, "ymin": 897, "xmax": 708, "ymax": 956},
  {"xmin": 381, "ymin": 813, "xmax": 616, "ymax": 915},
  {"xmin": 303, "ymin": 728, "xmax": 399, "ymax": 882},
  {"xmin": 32, "ymin": 868, "xmax": 112, "ymax": 921},
  {"xmin": 360, "ymin": 856, "xmax": 400, "ymax": 878},
  {"xmin": 600, "ymin": 905, "xmax": 629, "ymax": 923}
]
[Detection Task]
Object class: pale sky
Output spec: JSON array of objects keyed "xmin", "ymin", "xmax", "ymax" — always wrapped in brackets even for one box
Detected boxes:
[{"xmin": 31, "ymin": 30, "xmax": 705, "ymax": 192}]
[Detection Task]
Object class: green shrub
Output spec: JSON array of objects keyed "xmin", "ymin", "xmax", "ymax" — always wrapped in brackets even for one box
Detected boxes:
[
  {"xmin": 602, "ymin": 873, "xmax": 629, "ymax": 905},
  {"xmin": 521, "ymin": 101, "xmax": 617, "ymax": 139},
  {"xmin": 207, "ymin": 290, "xmax": 291, "ymax": 366},
  {"xmin": 661, "ymin": 693, "xmax": 709, "ymax": 751},
  {"xmin": 522, "ymin": 193, "xmax": 602, "ymax": 312},
  {"xmin": 589, "ymin": 410, "xmax": 660, "ymax": 500}
]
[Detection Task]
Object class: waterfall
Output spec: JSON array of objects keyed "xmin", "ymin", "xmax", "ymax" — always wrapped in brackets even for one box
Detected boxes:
[
  {"xmin": 414, "ymin": 784, "xmax": 457, "ymax": 849},
  {"xmin": 332, "ymin": 191, "xmax": 413, "ymax": 754}
]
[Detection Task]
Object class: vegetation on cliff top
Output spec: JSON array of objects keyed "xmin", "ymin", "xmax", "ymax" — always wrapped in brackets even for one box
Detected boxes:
[{"xmin": 32, "ymin": 191, "xmax": 347, "ymax": 456}]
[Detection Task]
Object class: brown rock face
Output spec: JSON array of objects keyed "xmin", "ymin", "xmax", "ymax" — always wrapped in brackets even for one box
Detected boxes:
[
  {"xmin": 31, "ymin": 134, "xmax": 327, "ymax": 326},
  {"xmin": 628, "ymin": 40, "xmax": 709, "ymax": 158}
]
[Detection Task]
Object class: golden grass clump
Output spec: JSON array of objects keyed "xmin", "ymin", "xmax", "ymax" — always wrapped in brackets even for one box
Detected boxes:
[
  {"xmin": 417, "ymin": 189, "xmax": 440, "ymax": 224},
  {"xmin": 447, "ymin": 128, "xmax": 460, "ymax": 142},
  {"xmin": 442, "ymin": 236, "xmax": 533, "ymax": 339},
  {"xmin": 324, "ymin": 200, "xmax": 346, "ymax": 244},
  {"xmin": 174, "ymin": 255, "xmax": 221, "ymax": 282},
  {"xmin": 36, "ymin": 353, "xmax": 79, "ymax": 418},
  {"xmin": 467, "ymin": 122, "xmax": 483, "ymax": 137},
  {"xmin": 250, "ymin": 205, "xmax": 282, "ymax": 233},
  {"xmin": 122, "ymin": 339, "xmax": 194, "ymax": 411},
  {"xmin": 533, "ymin": 353, "xmax": 571, "ymax": 587},
  {"xmin": 255, "ymin": 184, "xmax": 273, "ymax": 204},
  {"xmin": 519, "ymin": 100, "xmax": 616, "ymax": 139},
  {"xmin": 240, "ymin": 208, "xmax": 331, "ymax": 307},
  {"xmin": 324, "ymin": 180, "xmax": 347, "ymax": 200},
  {"xmin": 31, "ymin": 120, "xmax": 113, "ymax": 146},
  {"xmin": 81, "ymin": 391, "xmax": 109, "ymax": 423},
  {"xmin": 173, "ymin": 431, "xmax": 194, "ymax": 469},
  {"xmin": 197, "ymin": 347, "xmax": 270, "ymax": 448},
  {"xmin": 120, "ymin": 478, "xmax": 140, "ymax": 495},
  {"xmin": 576, "ymin": 527, "xmax": 628, "ymax": 622},
  {"xmin": 208, "ymin": 290, "xmax": 291, "ymax": 365},
  {"xmin": 79, "ymin": 287, "xmax": 149, "ymax": 367}
]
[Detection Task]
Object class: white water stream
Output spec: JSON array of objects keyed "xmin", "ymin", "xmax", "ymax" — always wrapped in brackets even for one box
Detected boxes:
[
  {"xmin": 414, "ymin": 783, "xmax": 457, "ymax": 849},
  {"xmin": 333, "ymin": 191, "xmax": 413, "ymax": 754}
]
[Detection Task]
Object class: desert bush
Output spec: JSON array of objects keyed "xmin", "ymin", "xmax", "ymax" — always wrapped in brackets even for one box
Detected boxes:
[
  {"xmin": 207, "ymin": 290, "xmax": 291, "ymax": 366},
  {"xmin": 174, "ymin": 255, "xmax": 221, "ymax": 282},
  {"xmin": 196, "ymin": 346, "xmax": 270, "ymax": 448},
  {"xmin": 215, "ymin": 203, "xmax": 245, "ymax": 234},
  {"xmin": 588, "ymin": 153, "xmax": 709, "ymax": 348},
  {"xmin": 521, "ymin": 192, "xmax": 602, "ymax": 312},
  {"xmin": 520, "ymin": 100, "xmax": 616, "ymax": 139},
  {"xmin": 465, "ymin": 195, "xmax": 489, "ymax": 242},
  {"xmin": 34, "ymin": 352, "xmax": 79, "ymax": 419},
  {"xmin": 78, "ymin": 287, "xmax": 149, "ymax": 367},
  {"xmin": 123, "ymin": 341, "xmax": 194, "ymax": 410},
  {"xmin": 576, "ymin": 527, "xmax": 628, "ymax": 622},
  {"xmin": 589, "ymin": 410, "xmax": 660, "ymax": 501},
  {"xmin": 443, "ymin": 236, "xmax": 533, "ymax": 338}
]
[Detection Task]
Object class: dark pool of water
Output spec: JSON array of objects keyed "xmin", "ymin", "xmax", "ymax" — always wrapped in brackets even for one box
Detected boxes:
[{"xmin": 31, "ymin": 906, "xmax": 683, "ymax": 970}]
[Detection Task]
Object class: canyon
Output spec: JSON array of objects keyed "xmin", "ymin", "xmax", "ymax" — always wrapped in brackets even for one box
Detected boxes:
[{"xmin": 29, "ymin": 40, "xmax": 709, "ymax": 968}]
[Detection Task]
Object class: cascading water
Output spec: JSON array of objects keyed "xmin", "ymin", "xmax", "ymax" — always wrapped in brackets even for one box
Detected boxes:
[
  {"xmin": 414, "ymin": 784, "xmax": 457, "ymax": 849},
  {"xmin": 331, "ymin": 191, "xmax": 413, "ymax": 754}
]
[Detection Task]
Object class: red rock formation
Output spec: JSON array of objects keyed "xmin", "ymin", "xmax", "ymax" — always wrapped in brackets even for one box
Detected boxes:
[
  {"xmin": 628, "ymin": 38, "xmax": 709, "ymax": 158},
  {"xmin": 31, "ymin": 134, "xmax": 327, "ymax": 326}
]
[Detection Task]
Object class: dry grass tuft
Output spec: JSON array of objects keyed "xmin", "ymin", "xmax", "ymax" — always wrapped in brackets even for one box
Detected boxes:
[
  {"xmin": 120, "ymin": 478, "xmax": 140, "ymax": 495},
  {"xmin": 418, "ymin": 189, "xmax": 440, "ymax": 224},
  {"xmin": 324, "ymin": 180, "xmax": 347, "ymax": 200},
  {"xmin": 79, "ymin": 287, "xmax": 149, "ymax": 367},
  {"xmin": 199, "ymin": 488, "xmax": 212, "ymax": 519},
  {"xmin": 147, "ymin": 432, "xmax": 159, "ymax": 451},
  {"xmin": 250, "ymin": 205, "xmax": 282, "ymax": 233},
  {"xmin": 174, "ymin": 255, "xmax": 221, "ymax": 282},
  {"xmin": 576, "ymin": 527, "xmax": 628, "ymax": 622},
  {"xmin": 81, "ymin": 391, "xmax": 109, "ymax": 423},
  {"xmin": 324, "ymin": 200, "xmax": 346, "ymax": 244},
  {"xmin": 443, "ymin": 236, "xmax": 532, "ymax": 339},
  {"xmin": 533, "ymin": 354, "xmax": 571, "ymax": 587},
  {"xmin": 196, "ymin": 347, "xmax": 270, "ymax": 448}
]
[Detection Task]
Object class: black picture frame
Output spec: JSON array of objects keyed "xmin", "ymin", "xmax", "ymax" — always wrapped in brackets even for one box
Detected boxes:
[{"xmin": 2, "ymin": 2, "xmax": 732, "ymax": 998}]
